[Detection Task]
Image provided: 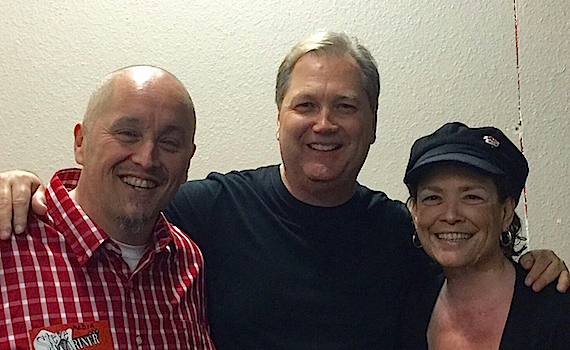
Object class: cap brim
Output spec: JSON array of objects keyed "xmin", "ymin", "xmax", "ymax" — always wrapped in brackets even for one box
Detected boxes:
[{"xmin": 406, "ymin": 151, "xmax": 505, "ymax": 184}]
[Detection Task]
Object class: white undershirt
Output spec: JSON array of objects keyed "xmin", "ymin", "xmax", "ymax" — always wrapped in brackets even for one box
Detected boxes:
[{"xmin": 111, "ymin": 238, "xmax": 149, "ymax": 272}]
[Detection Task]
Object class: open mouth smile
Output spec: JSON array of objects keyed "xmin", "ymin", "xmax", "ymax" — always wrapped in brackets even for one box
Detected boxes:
[
  {"xmin": 308, "ymin": 143, "xmax": 341, "ymax": 151},
  {"xmin": 436, "ymin": 233, "xmax": 473, "ymax": 241},
  {"xmin": 121, "ymin": 175, "xmax": 157, "ymax": 189}
]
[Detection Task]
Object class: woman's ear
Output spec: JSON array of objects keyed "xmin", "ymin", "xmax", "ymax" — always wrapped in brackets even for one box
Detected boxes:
[
  {"xmin": 409, "ymin": 198, "xmax": 419, "ymax": 228},
  {"xmin": 502, "ymin": 197, "xmax": 516, "ymax": 232}
]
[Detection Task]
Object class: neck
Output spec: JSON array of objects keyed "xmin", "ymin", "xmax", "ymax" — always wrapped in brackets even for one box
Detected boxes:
[
  {"xmin": 441, "ymin": 257, "xmax": 516, "ymax": 307},
  {"xmin": 69, "ymin": 187, "xmax": 155, "ymax": 245},
  {"xmin": 279, "ymin": 164, "xmax": 356, "ymax": 207}
]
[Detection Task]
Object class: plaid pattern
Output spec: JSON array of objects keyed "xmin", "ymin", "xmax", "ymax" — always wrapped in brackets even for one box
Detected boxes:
[{"xmin": 0, "ymin": 168, "xmax": 215, "ymax": 349}]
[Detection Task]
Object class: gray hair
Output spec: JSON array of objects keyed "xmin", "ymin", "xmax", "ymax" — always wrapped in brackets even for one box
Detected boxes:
[{"xmin": 275, "ymin": 31, "xmax": 380, "ymax": 120}]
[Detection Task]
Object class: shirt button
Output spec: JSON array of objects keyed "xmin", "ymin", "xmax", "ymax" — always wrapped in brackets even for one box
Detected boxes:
[
  {"xmin": 136, "ymin": 336, "xmax": 143, "ymax": 346},
  {"xmin": 105, "ymin": 242, "xmax": 114, "ymax": 250}
]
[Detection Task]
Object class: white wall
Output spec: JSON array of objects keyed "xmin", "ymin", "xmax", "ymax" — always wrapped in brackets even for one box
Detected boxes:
[{"xmin": 1, "ymin": 0, "xmax": 568, "ymax": 261}]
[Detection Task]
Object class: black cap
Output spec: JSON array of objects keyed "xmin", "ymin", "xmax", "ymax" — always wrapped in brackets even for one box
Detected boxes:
[{"xmin": 404, "ymin": 122, "xmax": 529, "ymax": 201}]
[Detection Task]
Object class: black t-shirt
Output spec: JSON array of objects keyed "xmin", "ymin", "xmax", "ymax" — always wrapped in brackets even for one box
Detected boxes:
[{"xmin": 165, "ymin": 165, "xmax": 435, "ymax": 350}]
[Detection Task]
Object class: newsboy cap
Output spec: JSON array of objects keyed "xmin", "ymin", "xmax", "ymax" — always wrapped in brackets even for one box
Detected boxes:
[{"xmin": 404, "ymin": 122, "xmax": 529, "ymax": 201}]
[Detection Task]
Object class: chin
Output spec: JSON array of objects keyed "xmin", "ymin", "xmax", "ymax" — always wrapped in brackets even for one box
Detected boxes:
[
  {"xmin": 432, "ymin": 254, "xmax": 471, "ymax": 269},
  {"xmin": 117, "ymin": 213, "xmax": 155, "ymax": 233},
  {"xmin": 304, "ymin": 165, "xmax": 345, "ymax": 182}
]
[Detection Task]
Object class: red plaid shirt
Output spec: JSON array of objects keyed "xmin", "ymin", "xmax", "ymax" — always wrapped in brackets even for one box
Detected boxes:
[{"xmin": 0, "ymin": 169, "xmax": 216, "ymax": 350}]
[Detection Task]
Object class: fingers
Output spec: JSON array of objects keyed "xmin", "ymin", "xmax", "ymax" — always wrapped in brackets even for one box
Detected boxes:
[
  {"xmin": 31, "ymin": 184, "xmax": 48, "ymax": 217},
  {"xmin": 11, "ymin": 177, "xmax": 33, "ymax": 235},
  {"xmin": 523, "ymin": 249, "xmax": 565, "ymax": 292},
  {"xmin": 519, "ymin": 251, "xmax": 535, "ymax": 270},
  {"xmin": 557, "ymin": 263, "xmax": 570, "ymax": 293},
  {"xmin": 0, "ymin": 170, "xmax": 44, "ymax": 240},
  {"xmin": 0, "ymin": 176, "xmax": 13, "ymax": 239}
]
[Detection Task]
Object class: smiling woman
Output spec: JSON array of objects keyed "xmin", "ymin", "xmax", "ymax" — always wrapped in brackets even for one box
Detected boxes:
[
  {"xmin": 402, "ymin": 122, "xmax": 570, "ymax": 350},
  {"xmin": 413, "ymin": 164, "xmax": 515, "ymax": 270}
]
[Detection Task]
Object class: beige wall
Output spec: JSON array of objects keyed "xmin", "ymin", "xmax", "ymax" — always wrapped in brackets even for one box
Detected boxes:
[{"xmin": 1, "ymin": 0, "xmax": 568, "ymax": 261}]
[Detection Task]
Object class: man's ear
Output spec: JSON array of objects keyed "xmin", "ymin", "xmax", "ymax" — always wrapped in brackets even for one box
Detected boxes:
[
  {"xmin": 368, "ymin": 110, "xmax": 377, "ymax": 145},
  {"xmin": 371, "ymin": 116, "xmax": 377, "ymax": 144},
  {"xmin": 502, "ymin": 197, "xmax": 516, "ymax": 232},
  {"xmin": 180, "ymin": 143, "xmax": 196, "ymax": 184},
  {"xmin": 190, "ymin": 142, "xmax": 196, "ymax": 159},
  {"xmin": 369, "ymin": 125, "xmax": 376, "ymax": 145},
  {"xmin": 74, "ymin": 123, "xmax": 86, "ymax": 165},
  {"xmin": 276, "ymin": 112, "xmax": 281, "ymax": 141}
]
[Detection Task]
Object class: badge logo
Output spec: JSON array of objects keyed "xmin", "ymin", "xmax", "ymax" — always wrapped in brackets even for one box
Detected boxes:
[
  {"xmin": 29, "ymin": 320, "xmax": 113, "ymax": 350},
  {"xmin": 483, "ymin": 135, "xmax": 500, "ymax": 148}
]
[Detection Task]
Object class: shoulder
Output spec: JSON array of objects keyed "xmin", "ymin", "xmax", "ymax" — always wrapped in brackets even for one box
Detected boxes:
[
  {"xmin": 503, "ymin": 262, "xmax": 570, "ymax": 348},
  {"xmin": 170, "ymin": 165, "xmax": 278, "ymax": 209},
  {"xmin": 355, "ymin": 183, "xmax": 412, "ymax": 228},
  {"xmin": 165, "ymin": 222, "xmax": 204, "ymax": 259},
  {"xmin": 5, "ymin": 215, "xmax": 60, "ymax": 248},
  {"xmin": 177, "ymin": 165, "xmax": 278, "ymax": 195},
  {"xmin": 205, "ymin": 164, "xmax": 278, "ymax": 188},
  {"xmin": 0, "ymin": 216, "xmax": 72, "ymax": 278},
  {"xmin": 513, "ymin": 262, "xmax": 570, "ymax": 303}
]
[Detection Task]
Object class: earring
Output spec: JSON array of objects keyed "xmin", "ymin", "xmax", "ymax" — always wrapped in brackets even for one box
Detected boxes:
[
  {"xmin": 412, "ymin": 231, "xmax": 423, "ymax": 248},
  {"xmin": 500, "ymin": 230, "xmax": 513, "ymax": 247}
]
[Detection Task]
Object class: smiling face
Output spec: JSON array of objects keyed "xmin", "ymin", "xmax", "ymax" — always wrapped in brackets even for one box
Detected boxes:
[
  {"xmin": 276, "ymin": 52, "xmax": 376, "ymax": 206},
  {"xmin": 410, "ymin": 165, "xmax": 515, "ymax": 270},
  {"xmin": 73, "ymin": 68, "xmax": 195, "ymax": 244}
]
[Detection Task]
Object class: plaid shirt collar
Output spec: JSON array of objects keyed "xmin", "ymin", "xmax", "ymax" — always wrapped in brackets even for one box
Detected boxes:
[{"xmin": 45, "ymin": 168, "xmax": 175, "ymax": 267}]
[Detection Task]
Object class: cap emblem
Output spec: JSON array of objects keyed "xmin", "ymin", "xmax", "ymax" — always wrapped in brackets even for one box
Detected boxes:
[{"xmin": 483, "ymin": 135, "xmax": 500, "ymax": 148}]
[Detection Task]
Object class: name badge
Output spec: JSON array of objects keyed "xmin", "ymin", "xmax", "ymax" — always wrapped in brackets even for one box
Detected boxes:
[{"xmin": 28, "ymin": 320, "xmax": 113, "ymax": 350}]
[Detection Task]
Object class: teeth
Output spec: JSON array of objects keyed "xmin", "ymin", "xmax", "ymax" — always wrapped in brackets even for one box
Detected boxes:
[
  {"xmin": 309, "ymin": 144, "xmax": 339, "ymax": 151},
  {"xmin": 437, "ymin": 233, "xmax": 472, "ymax": 241},
  {"xmin": 122, "ymin": 176, "xmax": 157, "ymax": 189}
]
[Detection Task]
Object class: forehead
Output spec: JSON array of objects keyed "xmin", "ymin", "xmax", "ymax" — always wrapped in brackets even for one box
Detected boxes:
[
  {"xmin": 100, "ymin": 77, "xmax": 195, "ymax": 132},
  {"xmin": 287, "ymin": 52, "xmax": 364, "ymax": 97},
  {"xmin": 418, "ymin": 164, "xmax": 497, "ymax": 190}
]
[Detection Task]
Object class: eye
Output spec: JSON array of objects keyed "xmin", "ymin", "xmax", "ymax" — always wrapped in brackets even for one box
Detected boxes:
[
  {"xmin": 419, "ymin": 193, "xmax": 441, "ymax": 205},
  {"xmin": 294, "ymin": 102, "xmax": 317, "ymax": 114},
  {"xmin": 159, "ymin": 138, "xmax": 183, "ymax": 153},
  {"xmin": 336, "ymin": 103, "xmax": 358, "ymax": 114},
  {"xmin": 462, "ymin": 193, "xmax": 486, "ymax": 203},
  {"xmin": 114, "ymin": 129, "xmax": 140, "ymax": 143}
]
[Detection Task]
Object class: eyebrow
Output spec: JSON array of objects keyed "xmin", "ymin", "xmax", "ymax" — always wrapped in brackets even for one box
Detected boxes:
[
  {"xmin": 110, "ymin": 116, "xmax": 142, "ymax": 128},
  {"xmin": 290, "ymin": 90, "xmax": 360, "ymax": 100},
  {"xmin": 110, "ymin": 117, "xmax": 188, "ymax": 136},
  {"xmin": 334, "ymin": 93, "xmax": 360, "ymax": 101},
  {"xmin": 159, "ymin": 125, "xmax": 186, "ymax": 136},
  {"xmin": 419, "ymin": 184, "xmax": 487, "ymax": 192},
  {"xmin": 289, "ymin": 93, "xmax": 316, "ymax": 102}
]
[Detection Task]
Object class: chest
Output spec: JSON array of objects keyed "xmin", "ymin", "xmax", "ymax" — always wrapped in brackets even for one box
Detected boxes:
[
  {"xmin": 427, "ymin": 297, "xmax": 511, "ymax": 350},
  {"xmin": 204, "ymin": 204, "xmax": 419, "ymax": 348},
  {"xmin": 1, "ymin": 250, "xmax": 207, "ymax": 349}
]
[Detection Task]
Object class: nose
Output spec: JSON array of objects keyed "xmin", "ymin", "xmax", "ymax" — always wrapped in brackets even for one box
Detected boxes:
[
  {"xmin": 441, "ymin": 198, "xmax": 464, "ymax": 224},
  {"xmin": 131, "ymin": 139, "xmax": 159, "ymax": 169},
  {"xmin": 312, "ymin": 108, "xmax": 338, "ymax": 134}
]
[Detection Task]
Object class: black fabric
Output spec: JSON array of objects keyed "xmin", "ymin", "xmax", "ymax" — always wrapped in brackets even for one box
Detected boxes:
[
  {"xmin": 403, "ymin": 262, "xmax": 570, "ymax": 349},
  {"xmin": 164, "ymin": 165, "xmax": 435, "ymax": 350},
  {"xmin": 501, "ymin": 263, "xmax": 570, "ymax": 350},
  {"xmin": 404, "ymin": 122, "xmax": 529, "ymax": 200}
]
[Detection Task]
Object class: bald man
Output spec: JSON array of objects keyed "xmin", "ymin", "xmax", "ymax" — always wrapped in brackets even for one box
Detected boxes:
[{"xmin": 0, "ymin": 66, "xmax": 215, "ymax": 349}]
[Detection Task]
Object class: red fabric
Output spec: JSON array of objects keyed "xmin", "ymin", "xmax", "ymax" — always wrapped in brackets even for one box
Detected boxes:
[{"xmin": 0, "ymin": 168, "xmax": 215, "ymax": 349}]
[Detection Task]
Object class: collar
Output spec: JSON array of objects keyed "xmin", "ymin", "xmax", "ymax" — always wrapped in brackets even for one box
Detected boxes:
[{"xmin": 46, "ymin": 168, "xmax": 175, "ymax": 267}]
